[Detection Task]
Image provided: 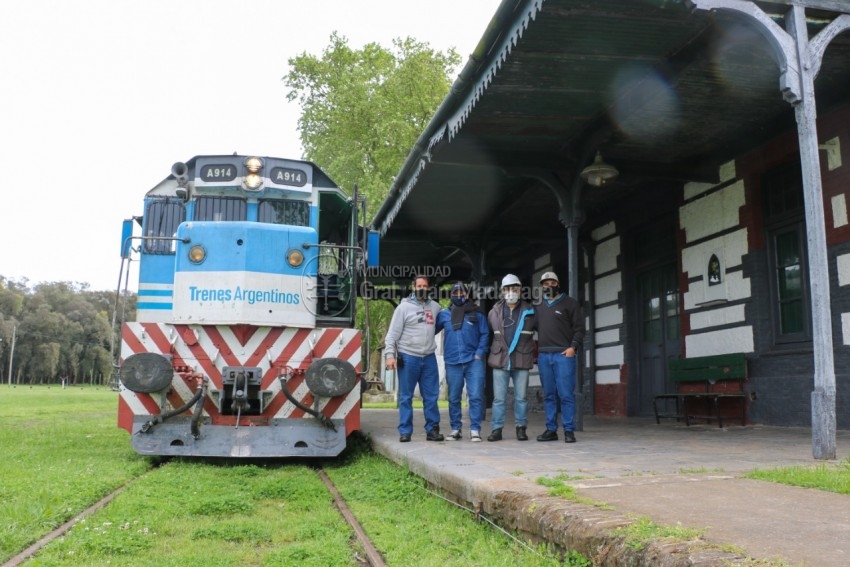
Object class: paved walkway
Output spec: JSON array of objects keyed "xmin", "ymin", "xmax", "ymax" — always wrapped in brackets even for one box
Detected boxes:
[{"xmin": 361, "ymin": 408, "xmax": 850, "ymax": 566}]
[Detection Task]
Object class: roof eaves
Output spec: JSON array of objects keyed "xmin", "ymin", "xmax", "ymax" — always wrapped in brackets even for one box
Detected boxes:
[{"xmin": 372, "ymin": 0, "xmax": 547, "ymax": 235}]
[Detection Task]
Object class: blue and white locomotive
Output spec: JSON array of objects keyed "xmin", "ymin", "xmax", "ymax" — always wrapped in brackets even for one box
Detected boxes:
[{"xmin": 116, "ymin": 155, "xmax": 376, "ymax": 458}]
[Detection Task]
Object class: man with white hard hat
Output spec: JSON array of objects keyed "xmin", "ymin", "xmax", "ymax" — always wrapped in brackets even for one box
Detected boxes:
[
  {"xmin": 533, "ymin": 271, "xmax": 584, "ymax": 443},
  {"xmin": 485, "ymin": 274, "xmax": 535, "ymax": 442}
]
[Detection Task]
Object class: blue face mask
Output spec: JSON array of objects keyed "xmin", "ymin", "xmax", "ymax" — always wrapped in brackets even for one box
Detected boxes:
[{"xmin": 451, "ymin": 296, "xmax": 467, "ymax": 307}]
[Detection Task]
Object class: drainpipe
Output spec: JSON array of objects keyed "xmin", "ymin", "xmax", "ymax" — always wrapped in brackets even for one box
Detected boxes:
[{"xmin": 582, "ymin": 240, "xmax": 597, "ymax": 417}]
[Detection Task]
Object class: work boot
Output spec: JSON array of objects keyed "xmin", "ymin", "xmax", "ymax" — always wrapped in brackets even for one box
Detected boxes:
[
  {"xmin": 536, "ymin": 429, "xmax": 558, "ymax": 442},
  {"xmin": 487, "ymin": 428, "xmax": 502, "ymax": 442},
  {"xmin": 426, "ymin": 427, "xmax": 444, "ymax": 441},
  {"xmin": 516, "ymin": 426, "xmax": 528, "ymax": 441}
]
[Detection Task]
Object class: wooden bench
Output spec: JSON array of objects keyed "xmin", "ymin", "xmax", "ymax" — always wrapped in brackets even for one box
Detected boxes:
[{"xmin": 653, "ymin": 353, "xmax": 747, "ymax": 428}]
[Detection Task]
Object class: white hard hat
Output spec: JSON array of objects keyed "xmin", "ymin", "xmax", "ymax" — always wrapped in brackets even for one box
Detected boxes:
[
  {"xmin": 501, "ymin": 274, "xmax": 521, "ymax": 288},
  {"xmin": 540, "ymin": 271, "xmax": 560, "ymax": 284}
]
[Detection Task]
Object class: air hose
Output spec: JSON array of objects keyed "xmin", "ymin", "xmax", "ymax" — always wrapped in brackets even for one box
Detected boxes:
[
  {"xmin": 278, "ymin": 375, "xmax": 337, "ymax": 432},
  {"xmin": 190, "ymin": 379, "xmax": 208, "ymax": 439},
  {"xmin": 139, "ymin": 381, "xmax": 206, "ymax": 434}
]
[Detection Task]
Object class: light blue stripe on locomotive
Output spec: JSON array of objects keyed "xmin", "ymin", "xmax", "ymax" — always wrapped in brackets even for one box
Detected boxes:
[{"xmin": 136, "ymin": 282, "xmax": 174, "ymax": 323}]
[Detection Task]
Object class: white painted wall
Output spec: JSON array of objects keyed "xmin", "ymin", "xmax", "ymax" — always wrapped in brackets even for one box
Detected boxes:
[
  {"xmin": 680, "ymin": 166, "xmax": 754, "ymax": 355},
  {"xmin": 588, "ymin": 223, "xmax": 625, "ymax": 384},
  {"xmin": 686, "ymin": 326, "xmax": 754, "ymax": 356}
]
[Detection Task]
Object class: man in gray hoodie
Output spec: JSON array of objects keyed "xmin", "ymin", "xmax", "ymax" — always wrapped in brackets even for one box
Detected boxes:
[{"xmin": 385, "ymin": 275, "xmax": 444, "ymax": 442}]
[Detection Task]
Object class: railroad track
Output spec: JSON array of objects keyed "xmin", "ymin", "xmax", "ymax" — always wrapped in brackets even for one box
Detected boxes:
[{"xmin": 3, "ymin": 465, "xmax": 388, "ymax": 567}]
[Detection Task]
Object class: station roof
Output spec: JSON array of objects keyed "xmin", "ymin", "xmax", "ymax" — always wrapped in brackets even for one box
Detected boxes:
[{"xmin": 369, "ymin": 0, "xmax": 850, "ymax": 285}]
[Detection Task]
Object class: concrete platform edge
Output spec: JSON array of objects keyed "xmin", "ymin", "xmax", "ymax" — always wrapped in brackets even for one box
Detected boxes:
[{"xmin": 369, "ymin": 434, "xmax": 750, "ymax": 566}]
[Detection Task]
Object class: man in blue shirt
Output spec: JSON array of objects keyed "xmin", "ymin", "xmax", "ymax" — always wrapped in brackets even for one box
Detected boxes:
[{"xmin": 435, "ymin": 282, "xmax": 490, "ymax": 442}]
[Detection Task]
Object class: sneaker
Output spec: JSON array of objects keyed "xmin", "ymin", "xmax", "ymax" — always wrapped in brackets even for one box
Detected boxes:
[
  {"xmin": 564, "ymin": 431, "xmax": 576, "ymax": 443},
  {"xmin": 399, "ymin": 434, "xmax": 411, "ymax": 443},
  {"xmin": 447, "ymin": 429, "xmax": 462, "ymax": 441},
  {"xmin": 536, "ymin": 429, "xmax": 558, "ymax": 442},
  {"xmin": 426, "ymin": 428, "xmax": 445, "ymax": 442},
  {"xmin": 487, "ymin": 428, "xmax": 502, "ymax": 442},
  {"xmin": 470, "ymin": 430, "xmax": 482, "ymax": 442}
]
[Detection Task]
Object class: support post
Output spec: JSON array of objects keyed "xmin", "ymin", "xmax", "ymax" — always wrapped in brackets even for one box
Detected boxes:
[
  {"xmin": 787, "ymin": 6, "xmax": 836, "ymax": 459},
  {"xmin": 689, "ymin": 0, "xmax": 850, "ymax": 458}
]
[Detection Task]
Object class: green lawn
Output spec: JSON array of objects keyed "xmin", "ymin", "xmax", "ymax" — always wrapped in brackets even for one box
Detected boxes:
[{"xmin": 0, "ymin": 386, "xmax": 149, "ymax": 563}]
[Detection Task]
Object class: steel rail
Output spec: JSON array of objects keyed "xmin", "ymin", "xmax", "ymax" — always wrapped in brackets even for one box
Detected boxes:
[{"xmin": 317, "ymin": 468, "xmax": 387, "ymax": 567}]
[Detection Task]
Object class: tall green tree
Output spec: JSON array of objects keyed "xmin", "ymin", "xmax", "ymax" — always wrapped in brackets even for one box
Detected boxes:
[
  {"xmin": 284, "ymin": 33, "xmax": 460, "ymax": 369},
  {"xmin": 0, "ymin": 277, "xmax": 126, "ymax": 384},
  {"xmin": 284, "ymin": 32, "xmax": 460, "ymax": 215}
]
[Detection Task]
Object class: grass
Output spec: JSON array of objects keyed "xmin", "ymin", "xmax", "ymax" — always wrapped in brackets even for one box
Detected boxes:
[
  {"xmin": 743, "ymin": 459, "xmax": 850, "ymax": 493},
  {"xmin": 4, "ymin": 386, "xmax": 587, "ymax": 566},
  {"xmin": 326, "ymin": 440, "xmax": 572, "ymax": 566},
  {"xmin": 0, "ymin": 386, "xmax": 149, "ymax": 563},
  {"xmin": 613, "ymin": 517, "xmax": 705, "ymax": 552},
  {"xmin": 28, "ymin": 462, "xmax": 360, "ymax": 566}
]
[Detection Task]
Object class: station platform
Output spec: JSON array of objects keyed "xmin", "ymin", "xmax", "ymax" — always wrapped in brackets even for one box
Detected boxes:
[{"xmin": 360, "ymin": 408, "xmax": 850, "ymax": 566}]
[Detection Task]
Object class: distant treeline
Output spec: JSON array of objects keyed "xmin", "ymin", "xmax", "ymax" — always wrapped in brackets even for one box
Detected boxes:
[{"xmin": 0, "ymin": 277, "xmax": 136, "ymax": 385}]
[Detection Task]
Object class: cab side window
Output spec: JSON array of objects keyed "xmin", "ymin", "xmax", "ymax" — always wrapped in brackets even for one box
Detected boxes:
[{"xmin": 143, "ymin": 199, "xmax": 185, "ymax": 254}]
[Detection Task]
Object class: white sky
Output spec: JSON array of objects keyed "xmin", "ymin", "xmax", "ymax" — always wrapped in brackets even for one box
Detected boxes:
[{"xmin": 0, "ymin": 0, "xmax": 501, "ymax": 292}]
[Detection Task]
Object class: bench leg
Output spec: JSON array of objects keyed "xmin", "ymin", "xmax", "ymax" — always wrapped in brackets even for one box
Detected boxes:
[
  {"xmin": 740, "ymin": 396, "xmax": 746, "ymax": 426},
  {"xmin": 714, "ymin": 397, "xmax": 723, "ymax": 428}
]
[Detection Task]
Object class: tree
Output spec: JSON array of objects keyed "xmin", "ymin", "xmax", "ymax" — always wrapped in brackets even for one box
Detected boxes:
[
  {"xmin": 285, "ymin": 34, "xmax": 461, "ymax": 363},
  {"xmin": 284, "ymin": 32, "xmax": 461, "ymax": 215},
  {"xmin": 0, "ymin": 277, "xmax": 126, "ymax": 384}
]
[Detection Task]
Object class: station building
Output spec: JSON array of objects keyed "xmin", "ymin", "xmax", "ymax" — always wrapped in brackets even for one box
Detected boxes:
[{"xmin": 370, "ymin": 0, "xmax": 850, "ymax": 455}]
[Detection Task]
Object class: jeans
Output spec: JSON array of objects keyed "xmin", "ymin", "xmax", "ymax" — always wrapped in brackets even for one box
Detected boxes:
[
  {"xmin": 444, "ymin": 358, "xmax": 485, "ymax": 432},
  {"xmin": 490, "ymin": 367, "xmax": 529, "ymax": 429},
  {"xmin": 537, "ymin": 351, "xmax": 576, "ymax": 432},
  {"xmin": 396, "ymin": 352, "xmax": 441, "ymax": 436}
]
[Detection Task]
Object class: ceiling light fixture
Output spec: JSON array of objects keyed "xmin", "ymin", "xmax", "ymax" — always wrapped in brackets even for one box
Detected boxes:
[{"xmin": 580, "ymin": 151, "xmax": 619, "ymax": 187}]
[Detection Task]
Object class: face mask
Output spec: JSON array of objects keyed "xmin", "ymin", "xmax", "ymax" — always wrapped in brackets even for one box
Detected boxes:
[
  {"xmin": 414, "ymin": 288, "xmax": 429, "ymax": 301},
  {"xmin": 504, "ymin": 291, "xmax": 519, "ymax": 304},
  {"xmin": 451, "ymin": 296, "xmax": 467, "ymax": 307},
  {"xmin": 544, "ymin": 286, "xmax": 559, "ymax": 298}
]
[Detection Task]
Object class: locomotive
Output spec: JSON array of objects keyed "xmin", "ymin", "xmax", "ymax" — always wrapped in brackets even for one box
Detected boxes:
[{"xmin": 115, "ymin": 155, "xmax": 377, "ymax": 457}]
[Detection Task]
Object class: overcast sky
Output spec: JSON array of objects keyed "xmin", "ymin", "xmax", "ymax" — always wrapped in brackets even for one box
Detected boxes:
[{"xmin": 0, "ymin": 0, "xmax": 501, "ymax": 292}]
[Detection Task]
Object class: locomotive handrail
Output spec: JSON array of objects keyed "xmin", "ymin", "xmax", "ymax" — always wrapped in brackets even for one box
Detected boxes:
[{"xmin": 300, "ymin": 242, "xmax": 363, "ymax": 252}]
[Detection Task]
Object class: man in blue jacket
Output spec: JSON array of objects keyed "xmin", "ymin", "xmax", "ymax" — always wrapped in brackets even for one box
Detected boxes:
[{"xmin": 435, "ymin": 282, "xmax": 490, "ymax": 442}]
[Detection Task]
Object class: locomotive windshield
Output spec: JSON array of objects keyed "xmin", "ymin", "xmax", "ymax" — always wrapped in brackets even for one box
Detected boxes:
[
  {"xmin": 258, "ymin": 199, "xmax": 310, "ymax": 226},
  {"xmin": 195, "ymin": 197, "xmax": 247, "ymax": 222}
]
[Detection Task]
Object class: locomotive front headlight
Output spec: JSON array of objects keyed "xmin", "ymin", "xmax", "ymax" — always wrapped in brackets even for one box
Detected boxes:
[
  {"xmin": 245, "ymin": 156, "xmax": 263, "ymax": 173},
  {"xmin": 244, "ymin": 157, "xmax": 264, "ymax": 190},
  {"xmin": 189, "ymin": 245, "xmax": 206, "ymax": 264},
  {"xmin": 244, "ymin": 173, "xmax": 263, "ymax": 190},
  {"xmin": 287, "ymin": 249, "xmax": 304, "ymax": 267}
]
